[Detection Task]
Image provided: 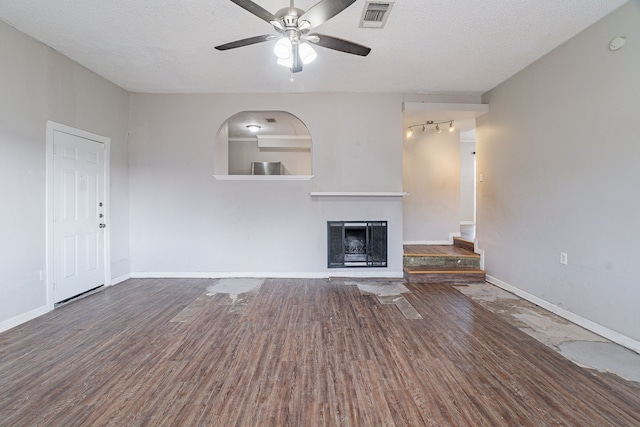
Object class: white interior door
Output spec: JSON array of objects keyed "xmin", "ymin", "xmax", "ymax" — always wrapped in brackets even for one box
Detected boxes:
[{"xmin": 53, "ymin": 130, "xmax": 106, "ymax": 302}]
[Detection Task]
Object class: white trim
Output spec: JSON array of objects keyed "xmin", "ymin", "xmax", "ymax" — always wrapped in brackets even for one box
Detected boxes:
[
  {"xmin": 310, "ymin": 192, "xmax": 407, "ymax": 197},
  {"xmin": 213, "ymin": 175, "xmax": 313, "ymax": 181},
  {"xmin": 130, "ymin": 271, "xmax": 404, "ymax": 279},
  {"xmin": 0, "ymin": 305, "xmax": 51, "ymax": 334},
  {"xmin": 486, "ymin": 275, "xmax": 640, "ymax": 355},
  {"xmin": 460, "ymin": 221, "xmax": 475, "ymax": 226},
  {"xmin": 111, "ymin": 273, "xmax": 131, "ymax": 286},
  {"xmin": 46, "ymin": 121, "xmax": 111, "ymax": 310},
  {"xmin": 475, "ymin": 246, "xmax": 485, "ymax": 270}
]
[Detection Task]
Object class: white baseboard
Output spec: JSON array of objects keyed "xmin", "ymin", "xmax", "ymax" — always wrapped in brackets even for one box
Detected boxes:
[
  {"xmin": 111, "ymin": 273, "xmax": 131, "ymax": 286},
  {"xmin": 486, "ymin": 275, "xmax": 640, "ymax": 355},
  {"xmin": 403, "ymin": 240, "xmax": 450, "ymax": 245},
  {"xmin": 0, "ymin": 305, "xmax": 51, "ymax": 334},
  {"xmin": 130, "ymin": 271, "xmax": 404, "ymax": 280},
  {"xmin": 404, "ymin": 232, "xmax": 461, "ymax": 246}
]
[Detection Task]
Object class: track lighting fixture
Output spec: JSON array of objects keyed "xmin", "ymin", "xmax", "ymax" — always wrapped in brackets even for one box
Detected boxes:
[{"xmin": 406, "ymin": 120, "xmax": 455, "ymax": 138}]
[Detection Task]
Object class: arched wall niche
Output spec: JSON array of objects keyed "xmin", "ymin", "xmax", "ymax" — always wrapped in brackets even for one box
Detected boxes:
[{"xmin": 214, "ymin": 110, "xmax": 312, "ymax": 177}]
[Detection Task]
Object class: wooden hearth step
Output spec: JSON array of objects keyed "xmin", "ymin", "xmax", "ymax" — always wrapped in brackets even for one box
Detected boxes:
[
  {"xmin": 453, "ymin": 237, "xmax": 474, "ymax": 252},
  {"xmin": 404, "ymin": 266, "xmax": 486, "ymax": 285}
]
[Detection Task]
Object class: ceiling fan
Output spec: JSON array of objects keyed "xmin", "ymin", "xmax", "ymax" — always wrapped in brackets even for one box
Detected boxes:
[{"xmin": 215, "ymin": 0, "xmax": 371, "ymax": 73}]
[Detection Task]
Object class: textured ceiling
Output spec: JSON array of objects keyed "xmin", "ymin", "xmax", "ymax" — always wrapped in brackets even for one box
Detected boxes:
[{"xmin": 0, "ymin": 0, "xmax": 627, "ymax": 94}]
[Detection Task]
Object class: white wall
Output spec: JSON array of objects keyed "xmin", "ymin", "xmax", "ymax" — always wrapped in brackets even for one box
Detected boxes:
[
  {"xmin": 459, "ymin": 139, "xmax": 476, "ymax": 224},
  {"xmin": 0, "ymin": 21, "xmax": 129, "ymax": 328},
  {"xmin": 477, "ymin": 1, "xmax": 640, "ymax": 343},
  {"xmin": 128, "ymin": 93, "xmax": 404, "ymax": 276},
  {"xmin": 403, "ymin": 129, "xmax": 461, "ymax": 243}
]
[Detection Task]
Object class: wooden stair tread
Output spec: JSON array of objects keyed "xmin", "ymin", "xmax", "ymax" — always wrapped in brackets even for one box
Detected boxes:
[{"xmin": 403, "ymin": 244, "xmax": 476, "ymax": 257}]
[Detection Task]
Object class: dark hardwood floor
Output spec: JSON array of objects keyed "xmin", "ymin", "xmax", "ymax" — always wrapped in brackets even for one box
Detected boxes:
[{"xmin": 1, "ymin": 278, "xmax": 639, "ymax": 426}]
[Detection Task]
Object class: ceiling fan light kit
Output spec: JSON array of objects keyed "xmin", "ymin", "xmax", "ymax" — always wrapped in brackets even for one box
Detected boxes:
[{"xmin": 215, "ymin": 0, "xmax": 371, "ymax": 75}]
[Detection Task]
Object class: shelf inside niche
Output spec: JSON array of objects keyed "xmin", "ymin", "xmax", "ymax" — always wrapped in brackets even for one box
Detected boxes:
[
  {"xmin": 213, "ymin": 175, "xmax": 313, "ymax": 181},
  {"xmin": 309, "ymin": 191, "xmax": 407, "ymax": 197}
]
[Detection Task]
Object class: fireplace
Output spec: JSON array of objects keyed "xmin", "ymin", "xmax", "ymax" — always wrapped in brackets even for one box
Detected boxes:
[{"xmin": 327, "ymin": 221, "xmax": 387, "ymax": 268}]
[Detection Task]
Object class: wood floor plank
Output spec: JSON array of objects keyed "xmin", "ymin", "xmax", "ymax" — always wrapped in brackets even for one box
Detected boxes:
[{"xmin": 1, "ymin": 278, "xmax": 639, "ymax": 426}]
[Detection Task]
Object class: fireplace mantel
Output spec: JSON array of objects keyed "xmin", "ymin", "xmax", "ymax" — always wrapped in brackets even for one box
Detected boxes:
[{"xmin": 310, "ymin": 192, "xmax": 407, "ymax": 197}]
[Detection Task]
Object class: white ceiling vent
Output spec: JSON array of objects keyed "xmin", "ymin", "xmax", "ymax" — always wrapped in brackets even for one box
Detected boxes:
[{"xmin": 360, "ymin": 1, "xmax": 394, "ymax": 29}]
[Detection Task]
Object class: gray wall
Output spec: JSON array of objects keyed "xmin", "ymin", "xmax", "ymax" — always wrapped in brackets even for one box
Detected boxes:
[
  {"xmin": 128, "ymin": 93, "xmax": 404, "ymax": 276},
  {"xmin": 477, "ymin": 1, "xmax": 640, "ymax": 342},
  {"xmin": 403, "ymin": 129, "xmax": 461, "ymax": 243},
  {"xmin": 0, "ymin": 20, "xmax": 129, "ymax": 327}
]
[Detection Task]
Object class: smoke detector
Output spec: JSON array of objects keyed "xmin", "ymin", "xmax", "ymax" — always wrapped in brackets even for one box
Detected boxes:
[{"xmin": 360, "ymin": 1, "xmax": 394, "ymax": 29}]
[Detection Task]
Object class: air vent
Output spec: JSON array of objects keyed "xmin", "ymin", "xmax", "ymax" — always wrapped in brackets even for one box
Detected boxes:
[
  {"xmin": 360, "ymin": 1, "xmax": 394, "ymax": 29},
  {"xmin": 265, "ymin": 118, "xmax": 277, "ymax": 123}
]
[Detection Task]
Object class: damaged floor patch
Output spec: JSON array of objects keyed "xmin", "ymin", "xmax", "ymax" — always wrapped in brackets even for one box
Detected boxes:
[
  {"xmin": 454, "ymin": 283, "xmax": 640, "ymax": 384},
  {"xmin": 171, "ymin": 278, "xmax": 264, "ymax": 322},
  {"xmin": 346, "ymin": 281, "xmax": 422, "ymax": 319},
  {"xmin": 558, "ymin": 341, "xmax": 640, "ymax": 383},
  {"xmin": 170, "ymin": 294, "xmax": 211, "ymax": 323},
  {"xmin": 207, "ymin": 278, "xmax": 264, "ymax": 303}
]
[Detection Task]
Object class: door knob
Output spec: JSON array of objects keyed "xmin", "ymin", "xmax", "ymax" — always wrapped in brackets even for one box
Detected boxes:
[{"xmin": 99, "ymin": 223, "xmax": 106, "ymax": 229}]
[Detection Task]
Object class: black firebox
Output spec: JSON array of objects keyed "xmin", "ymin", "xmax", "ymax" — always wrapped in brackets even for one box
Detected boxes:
[{"xmin": 327, "ymin": 221, "xmax": 387, "ymax": 268}]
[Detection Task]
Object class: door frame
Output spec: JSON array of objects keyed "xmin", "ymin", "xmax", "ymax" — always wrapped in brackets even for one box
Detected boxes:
[{"xmin": 45, "ymin": 121, "xmax": 111, "ymax": 309}]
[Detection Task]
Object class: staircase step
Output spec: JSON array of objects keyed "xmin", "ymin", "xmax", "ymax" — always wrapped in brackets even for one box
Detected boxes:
[
  {"xmin": 453, "ymin": 237, "xmax": 475, "ymax": 252},
  {"xmin": 403, "ymin": 254, "xmax": 480, "ymax": 269},
  {"xmin": 403, "ymin": 266, "xmax": 486, "ymax": 285}
]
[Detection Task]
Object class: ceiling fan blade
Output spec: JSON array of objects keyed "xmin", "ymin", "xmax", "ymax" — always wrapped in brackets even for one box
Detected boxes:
[
  {"xmin": 307, "ymin": 33, "xmax": 371, "ymax": 56},
  {"xmin": 215, "ymin": 35, "xmax": 274, "ymax": 51},
  {"xmin": 229, "ymin": 0, "xmax": 277, "ymax": 23},
  {"xmin": 299, "ymin": 0, "xmax": 357, "ymax": 29}
]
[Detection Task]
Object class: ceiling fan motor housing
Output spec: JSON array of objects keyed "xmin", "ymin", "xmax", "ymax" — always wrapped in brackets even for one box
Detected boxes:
[{"xmin": 275, "ymin": 7, "xmax": 304, "ymax": 28}]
